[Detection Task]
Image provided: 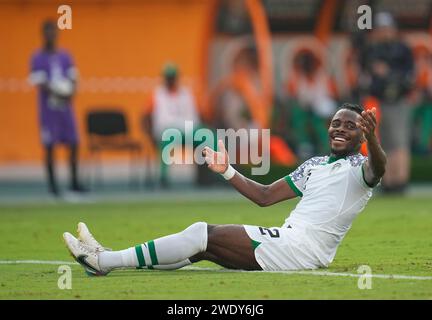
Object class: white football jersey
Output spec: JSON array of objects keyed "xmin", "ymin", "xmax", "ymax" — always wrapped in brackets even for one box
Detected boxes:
[
  {"xmin": 152, "ymin": 85, "xmax": 200, "ymax": 139},
  {"xmin": 283, "ymin": 154, "xmax": 374, "ymax": 266}
]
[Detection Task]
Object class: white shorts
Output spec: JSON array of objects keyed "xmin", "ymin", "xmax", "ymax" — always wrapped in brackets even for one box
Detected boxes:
[{"xmin": 244, "ymin": 224, "xmax": 325, "ymax": 271}]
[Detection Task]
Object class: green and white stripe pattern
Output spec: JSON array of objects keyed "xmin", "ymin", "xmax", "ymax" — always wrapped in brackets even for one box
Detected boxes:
[{"xmin": 135, "ymin": 241, "xmax": 159, "ymax": 269}]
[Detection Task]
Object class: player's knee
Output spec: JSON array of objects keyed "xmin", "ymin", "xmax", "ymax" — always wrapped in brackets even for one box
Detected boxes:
[
  {"xmin": 206, "ymin": 224, "xmax": 223, "ymax": 243},
  {"xmin": 181, "ymin": 221, "xmax": 208, "ymax": 252}
]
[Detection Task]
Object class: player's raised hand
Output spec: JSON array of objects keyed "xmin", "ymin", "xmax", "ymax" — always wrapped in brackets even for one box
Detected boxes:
[
  {"xmin": 357, "ymin": 107, "xmax": 377, "ymax": 141},
  {"xmin": 203, "ymin": 139, "xmax": 229, "ymax": 174}
]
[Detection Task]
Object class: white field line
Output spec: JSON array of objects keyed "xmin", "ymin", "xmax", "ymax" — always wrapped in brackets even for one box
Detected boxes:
[
  {"xmin": 0, "ymin": 260, "xmax": 78, "ymax": 265},
  {"xmin": 184, "ymin": 266, "xmax": 432, "ymax": 280},
  {"xmin": 1, "ymin": 259, "xmax": 431, "ymax": 281}
]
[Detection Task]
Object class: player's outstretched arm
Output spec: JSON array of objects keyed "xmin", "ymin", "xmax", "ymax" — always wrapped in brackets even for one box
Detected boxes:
[
  {"xmin": 203, "ymin": 140, "xmax": 297, "ymax": 207},
  {"xmin": 357, "ymin": 108, "xmax": 387, "ymax": 187}
]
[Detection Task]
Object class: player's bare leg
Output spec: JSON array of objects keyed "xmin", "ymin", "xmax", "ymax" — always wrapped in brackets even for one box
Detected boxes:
[{"xmin": 190, "ymin": 224, "xmax": 261, "ymax": 270}]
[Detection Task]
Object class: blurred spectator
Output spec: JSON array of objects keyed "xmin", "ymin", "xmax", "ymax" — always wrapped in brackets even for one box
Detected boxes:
[
  {"xmin": 362, "ymin": 12, "xmax": 415, "ymax": 193},
  {"xmin": 144, "ymin": 63, "xmax": 212, "ymax": 187},
  {"xmin": 215, "ymin": 46, "xmax": 263, "ymax": 163},
  {"xmin": 346, "ymin": 31, "xmax": 369, "ymax": 102},
  {"xmin": 216, "ymin": 0, "xmax": 251, "ymax": 35},
  {"xmin": 216, "ymin": 46, "xmax": 260, "ymax": 131},
  {"xmin": 412, "ymin": 44, "xmax": 432, "ymax": 155},
  {"xmin": 29, "ymin": 20, "xmax": 85, "ymax": 197},
  {"xmin": 213, "ymin": 44, "xmax": 297, "ymax": 166},
  {"xmin": 285, "ymin": 49, "xmax": 338, "ymax": 159}
]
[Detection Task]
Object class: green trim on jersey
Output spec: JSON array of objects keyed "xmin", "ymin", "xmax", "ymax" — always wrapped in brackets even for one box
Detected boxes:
[
  {"xmin": 361, "ymin": 163, "xmax": 374, "ymax": 188},
  {"xmin": 148, "ymin": 240, "xmax": 159, "ymax": 266},
  {"xmin": 251, "ymin": 239, "xmax": 261, "ymax": 250},
  {"xmin": 284, "ymin": 176, "xmax": 303, "ymax": 197},
  {"xmin": 135, "ymin": 245, "xmax": 146, "ymax": 269}
]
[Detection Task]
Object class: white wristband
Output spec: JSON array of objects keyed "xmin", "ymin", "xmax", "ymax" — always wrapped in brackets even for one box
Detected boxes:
[{"xmin": 221, "ymin": 165, "xmax": 236, "ymax": 180}]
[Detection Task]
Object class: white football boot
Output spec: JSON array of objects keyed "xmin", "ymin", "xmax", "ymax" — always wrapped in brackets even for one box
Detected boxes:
[
  {"xmin": 76, "ymin": 222, "xmax": 110, "ymax": 251},
  {"xmin": 63, "ymin": 232, "xmax": 110, "ymax": 276}
]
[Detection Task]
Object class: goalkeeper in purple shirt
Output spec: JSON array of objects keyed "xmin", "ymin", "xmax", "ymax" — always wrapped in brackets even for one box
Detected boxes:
[{"xmin": 29, "ymin": 20, "xmax": 85, "ymax": 197}]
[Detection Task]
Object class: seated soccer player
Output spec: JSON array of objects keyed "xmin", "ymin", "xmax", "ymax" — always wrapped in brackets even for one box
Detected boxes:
[{"xmin": 63, "ymin": 103, "xmax": 386, "ymax": 274}]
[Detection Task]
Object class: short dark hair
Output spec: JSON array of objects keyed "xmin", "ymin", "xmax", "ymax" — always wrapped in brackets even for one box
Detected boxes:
[{"xmin": 340, "ymin": 103, "xmax": 364, "ymax": 115}]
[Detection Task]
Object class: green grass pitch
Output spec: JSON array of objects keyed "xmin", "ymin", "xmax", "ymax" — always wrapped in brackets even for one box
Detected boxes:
[{"xmin": 0, "ymin": 196, "xmax": 431, "ymax": 299}]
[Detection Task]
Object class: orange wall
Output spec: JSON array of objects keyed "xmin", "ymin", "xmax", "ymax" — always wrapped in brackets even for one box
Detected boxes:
[{"xmin": 0, "ymin": 0, "xmax": 207, "ymax": 163}]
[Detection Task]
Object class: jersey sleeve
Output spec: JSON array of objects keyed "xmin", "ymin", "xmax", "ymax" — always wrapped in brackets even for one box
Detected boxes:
[
  {"xmin": 183, "ymin": 88, "xmax": 200, "ymax": 123},
  {"xmin": 29, "ymin": 53, "xmax": 47, "ymax": 85},
  {"xmin": 64, "ymin": 52, "xmax": 78, "ymax": 81},
  {"xmin": 283, "ymin": 157, "xmax": 318, "ymax": 197},
  {"xmin": 351, "ymin": 155, "xmax": 375, "ymax": 189}
]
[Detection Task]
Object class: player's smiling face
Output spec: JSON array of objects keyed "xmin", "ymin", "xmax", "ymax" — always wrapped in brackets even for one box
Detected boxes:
[{"xmin": 328, "ymin": 109, "xmax": 364, "ymax": 156}]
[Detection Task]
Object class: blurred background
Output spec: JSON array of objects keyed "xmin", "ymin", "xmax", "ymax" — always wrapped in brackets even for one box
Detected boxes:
[{"xmin": 1, "ymin": 0, "xmax": 432, "ymax": 203}]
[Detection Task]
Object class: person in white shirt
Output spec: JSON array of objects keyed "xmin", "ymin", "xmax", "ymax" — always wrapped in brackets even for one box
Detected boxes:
[
  {"xmin": 150, "ymin": 64, "xmax": 200, "ymax": 140},
  {"xmin": 63, "ymin": 103, "xmax": 386, "ymax": 275},
  {"xmin": 144, "ymin": 63, "xmax": 202, "ymax": 187}
]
